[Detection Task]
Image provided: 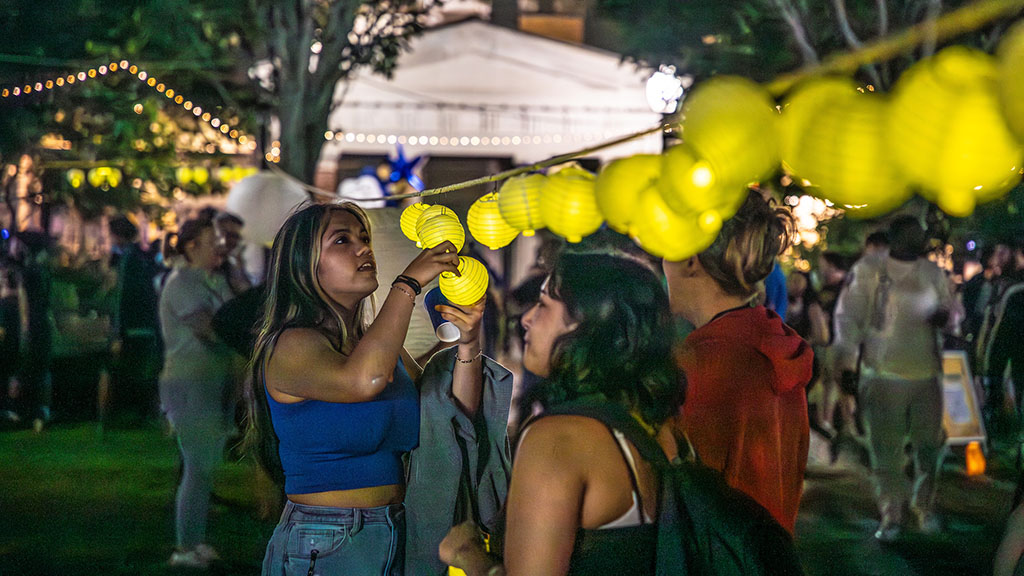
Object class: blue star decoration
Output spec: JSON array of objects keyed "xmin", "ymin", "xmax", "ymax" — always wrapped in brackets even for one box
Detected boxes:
[{"xmin": 388, "ymin": 144, "xmax": 425, "ymax": 192}]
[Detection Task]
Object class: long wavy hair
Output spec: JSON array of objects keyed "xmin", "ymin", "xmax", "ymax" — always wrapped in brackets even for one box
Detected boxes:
[
  {"xmin": 243, "ymin": 202, "xmax": 376, "ymax": 484},
  {"xmin": 526, "ymin": 252, "xmax": 681, "ymax": 430}
]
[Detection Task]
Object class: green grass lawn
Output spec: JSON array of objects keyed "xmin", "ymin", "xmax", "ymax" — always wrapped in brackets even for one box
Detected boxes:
[
  {"xmin": 0, "ymin": 420, "xmax": 1018, "ymax": 575},
  {"xmin": 0, "ymin": 423, "xmax": 276, "ymax": 575}
]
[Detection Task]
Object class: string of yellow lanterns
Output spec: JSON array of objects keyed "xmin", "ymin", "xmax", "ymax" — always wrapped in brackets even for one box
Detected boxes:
[{"xmin": 1, "ymin": 59, "xmax": 258, "ymax": 150}]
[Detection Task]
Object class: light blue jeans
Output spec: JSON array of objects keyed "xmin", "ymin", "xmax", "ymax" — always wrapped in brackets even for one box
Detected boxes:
[{"xmin": 262, "ymin": 500, "xmax": 405, "ymax": 576}]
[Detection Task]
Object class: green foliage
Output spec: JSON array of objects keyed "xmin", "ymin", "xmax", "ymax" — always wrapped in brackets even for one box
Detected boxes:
[{"xmin": 593, "ymin": 0, "xmax": 1014, "ymax": 86}]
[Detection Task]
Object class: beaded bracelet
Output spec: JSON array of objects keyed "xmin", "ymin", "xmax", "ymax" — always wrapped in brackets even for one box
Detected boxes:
[
  {"xmin": 393, "ymin": 274, "xmax": 422, "ymax": 295},
  {"xmin": 391, "ymin": 283, "xmax": 416, "ymax": 304}
]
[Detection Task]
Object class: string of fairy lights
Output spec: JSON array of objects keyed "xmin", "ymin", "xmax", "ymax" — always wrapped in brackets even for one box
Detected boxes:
[{"xmin": 1, "ymin": 59, "xmax": 258, "ymax": 152}]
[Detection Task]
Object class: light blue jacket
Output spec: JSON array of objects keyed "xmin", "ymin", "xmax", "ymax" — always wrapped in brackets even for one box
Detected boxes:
[{"xmin": 405, "ymin": 347, "xmax": 514, "ymax": 576}]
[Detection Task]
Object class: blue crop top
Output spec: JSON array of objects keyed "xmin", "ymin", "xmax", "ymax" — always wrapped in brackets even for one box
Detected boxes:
[{"xmin": 266, "ymin": 360, "xmax": 420, "ymax": 495}]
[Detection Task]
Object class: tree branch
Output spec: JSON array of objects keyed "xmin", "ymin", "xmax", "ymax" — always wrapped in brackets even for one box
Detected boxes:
[
  {"xmin": 832, "ymin": 0, "xmax": 884, "ymax": 87},
  {"xmin": 773, "ymin": 0, "xmax": 820, "ymax": 65}
]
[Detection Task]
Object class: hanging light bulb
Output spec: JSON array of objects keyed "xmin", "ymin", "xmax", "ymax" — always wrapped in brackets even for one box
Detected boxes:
[
  {"xmin": 497, "ymin": 174, "xmax": 546, "ymax": 236},
  {"xmin": 439, "ymin": 256, "xmax": 489, "ymax": 306},
  {"xmin": 468, "ymin": 193, "xmax": 519, "ymax": 250}
]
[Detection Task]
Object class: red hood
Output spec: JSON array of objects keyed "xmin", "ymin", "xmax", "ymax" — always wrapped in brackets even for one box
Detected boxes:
[{"xmin": 685, "ymin": 306, "xmax": 813, "ymax": 395}]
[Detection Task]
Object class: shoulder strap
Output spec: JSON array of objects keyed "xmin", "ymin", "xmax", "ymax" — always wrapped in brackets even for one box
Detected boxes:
[{"xmin": 541, "ymin": 400, "xmax": 670, "ymax": 469}]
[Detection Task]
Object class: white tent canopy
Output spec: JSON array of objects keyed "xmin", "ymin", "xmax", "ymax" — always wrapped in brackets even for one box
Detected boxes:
[{"xmin": 320, "ymin": 19, "xmax": 663, "ymax": 168}]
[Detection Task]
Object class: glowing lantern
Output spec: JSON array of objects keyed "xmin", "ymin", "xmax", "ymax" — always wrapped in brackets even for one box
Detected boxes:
[
  {"xmin": 998, "ymin": 22, "xmax": 1024, "ymax": 141},
  {"xmin": 780, "ymin": 77, "xmax": 860, "ymax": 179},
  {"xmin": 401, "ymin": 202, "xmax": 430, "ymax": 246},
  {"xmin": 439, "ymin": 256, "xmax": 489, "ymax": 306},
  {"xmin": 497, "ymin": 174, "xmax": 546, "ymax": 236},
  {"xmin": 87, "ymin": 167, "xmax": 122, "ymax": 188},
  {"xmin": 191, "ymin": 167, "xmax": 210, "ymax": 185},
  {"xmin": 631, "ymin": 186, "xmax": 719, "ymax": 262},
  {"xmin": 658, "ymin": 143, "xmax": 739, "ymax": 229},
  {"xmin": 66, "ymin": 169, "xmax": 85, "ymax": 189},
  {"xmin": 678, "ymin": 76, "xmax": 780, "ymax": 195},
  {"xmin": 416, "ymin": 206, "xmax": 466, "ymax": 253},
  {"xmin": 468, "ymin": 193, "xmax": 519, "ymax": 250},
  {"xmin": 225, "ymin": 171, "xmax": 308, "ymax": 246},
  {"xmin": 176, "ymin": 166, "xmax": 194, "ymax": 185},
  {"xmin": 965, "ymin": 441, "xmax": 986, "ymax": 477},
  {"xmin": 889, "ymin": 46, "xmax": 1023, "ymax": 216},
  {"xmin": 539, "ymin": 165, "xmax": 602, "ymax": 243},
  {"xmin": 595, "ymin": 154, "xmax": 661, "ymax": 234},
  {"xmin": 786, "ymin": 91, "xmax": 912, "ymax": 218}
]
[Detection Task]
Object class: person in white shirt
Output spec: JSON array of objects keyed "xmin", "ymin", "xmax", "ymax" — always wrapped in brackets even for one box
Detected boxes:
[{"xmin": 832, "ymin": 215, "xmax": 956, "ymax": 542}]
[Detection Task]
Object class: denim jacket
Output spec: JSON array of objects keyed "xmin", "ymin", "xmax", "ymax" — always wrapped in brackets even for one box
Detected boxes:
[{"xmin": 405, "ymin": 347, "xmax": 514, "ymax": 575}]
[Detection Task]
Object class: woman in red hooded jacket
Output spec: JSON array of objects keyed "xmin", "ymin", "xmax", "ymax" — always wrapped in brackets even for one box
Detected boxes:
[{"xmin": 662, "ymin": 189, "xmax": 813, "ymax": 534}]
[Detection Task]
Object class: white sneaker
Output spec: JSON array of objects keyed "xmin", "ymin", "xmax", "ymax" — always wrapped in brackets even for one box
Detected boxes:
[
  {"xmin": 194, "ymin": 543, "xmax": 221, "ymax": 563},
  {"xmin": 874, "ymin": 513, "xmax": 902, "ymax": 543},
  {"xmin": 169, "ymin": 549, "xmax": 209, "ymax": 569}
]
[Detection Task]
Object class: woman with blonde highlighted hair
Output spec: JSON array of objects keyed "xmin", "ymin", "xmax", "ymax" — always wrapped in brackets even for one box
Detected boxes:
[
  {"xmin": 661, "ymin": 189, "xmax": 813, "ymax": 533},
  {"xmin": 246, "ymin": 202, "xmax": 508, "ymax": 575}
]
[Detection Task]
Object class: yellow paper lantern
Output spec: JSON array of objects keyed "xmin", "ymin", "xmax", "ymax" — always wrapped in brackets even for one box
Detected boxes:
[
  {"xmin": 107, "ymin": 168, "xmax": 123, "ymax": 188},
  {"xmin": 192, "ymin": 167, "xmax": 209, "ymax": 185},
  {"xmin": 786, "ymin": 91, "xmax": 911, "ymax": 218},
  {"xmin": 998, "ymin": 22, "xmax": 1024, "ymax": 142},
  {"xmin": 87, "ymin": 168, "xmax": 105, "ymax": 188},
  {"xmin": 401, "ymin": 202, "xmax": 430, "ymax": 246},
  {"xmin": 66, "ymin": 169, "xmax": 85, "ymax": 189},
  {"xmin": 416, "ymin": 208, "xmax": 466, "ymax": 253},
  {"xmin": 497, "ymin": 174, "xmax": 546, "ymax": 236},
  {"xmin": 439, "ymin": 256, "xmax": 489, "ymax": 306},
  {"xmin": 539, "ymin": 165, "xmax": 603, "ymax": 243},
  {"xmin": 779, "ymin": 77, "xmax": 860, "ymax": 179},
  {"xmin": 631, "ymin": 186, "xmax": 719, "ymax": 262},
  {"xmin": 468, "ymin": 193, "xmax": 519, "ymax": 250},
  {"xmin": 658, "ymin": 143, "xmax": 740, "ymax": 229},
  {"xmin": 679, "ymin": 76, "xmax": 781, "ymax": 192},
  {"xmin": 176, "ymin": 166, "xmax": 194, "ymax": 185},
  {"xmin": 889, "ymin": 46, "xmax": 1024, "ymax": 215},
  {"xmin": 595, "ymin": 154, "xmax": 661, "ymax": 234}
]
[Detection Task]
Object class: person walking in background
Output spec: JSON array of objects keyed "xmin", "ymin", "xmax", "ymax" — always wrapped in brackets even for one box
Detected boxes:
[
  {"xmin": 15, "ymin": 231, "xmax": 55, "ymax": 432},
  {"xmin": 245, "ymin": 202, "xmax": 509, "ymax": 576},
  {"xmin": 661, "ymin": 190, "xmax": 813, "ymax": 534},
  {"xmin": 158, "ymin": 218, "xmax": 238, "ymax": 568},
  {"xmin": 107, "ymin": 215, "xmax": 163, "ymax": 426},
  {"xmin": 213, "ymin": 211, "xmax": 253, "ymax": 297},
  {"xmin": 832, "ymin": 215, "xmax": 957, "ymax": 542},
  {"xmin": 981, "ymin": 236, "xmax": 1024, "ymax": 437}
]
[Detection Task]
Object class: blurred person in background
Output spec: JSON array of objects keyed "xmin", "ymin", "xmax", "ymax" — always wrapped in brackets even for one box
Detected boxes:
[
  {"xmin": 832, "ymin": 216, "xmax": 957, "ymax": 542},
  {"xmin": 158, "ymin": 218, "xmax": 238, "ymax": 568},
  {"xmin": 213, "ymin": 211, "xmax": 253, "ymax": 297},
  {"xmin": 107, "ymin": 215, "xmax": 163, "ymax": 426}
]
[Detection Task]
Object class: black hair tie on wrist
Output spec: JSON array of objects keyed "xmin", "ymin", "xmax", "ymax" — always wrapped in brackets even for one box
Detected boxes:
[{"xmin": 393, "ymin": 274, "xmax": 422, "ymax": 295}]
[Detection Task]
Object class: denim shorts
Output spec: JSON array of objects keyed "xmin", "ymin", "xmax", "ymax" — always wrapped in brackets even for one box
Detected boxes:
[{"xmin": 262, "ymin": 500, "xmax": 405, "ymax": 576}]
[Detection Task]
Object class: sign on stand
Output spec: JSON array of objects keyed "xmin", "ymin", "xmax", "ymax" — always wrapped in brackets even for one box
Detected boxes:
[{"xmin": 941, "ymin": 350, "xmax": 987, "ymax": 447}]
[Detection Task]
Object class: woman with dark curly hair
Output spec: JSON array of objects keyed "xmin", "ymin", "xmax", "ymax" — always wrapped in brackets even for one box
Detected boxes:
[
  {"xmin": 440, "ymin": 251, "xmax": 679, "ymax": 576},
  {"xmin": 662, "ymin": 189, "xmax": 812, "ymax": 534}
]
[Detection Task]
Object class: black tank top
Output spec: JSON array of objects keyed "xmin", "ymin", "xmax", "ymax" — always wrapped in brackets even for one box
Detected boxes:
[{"xmin": 566, "ymin": 426, "xmax": 657, "ymax": 576}]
